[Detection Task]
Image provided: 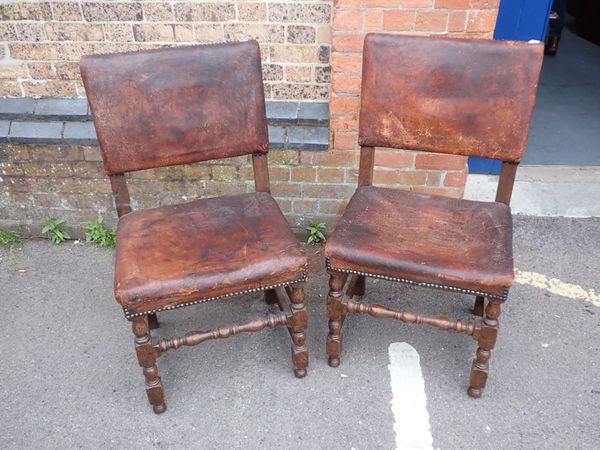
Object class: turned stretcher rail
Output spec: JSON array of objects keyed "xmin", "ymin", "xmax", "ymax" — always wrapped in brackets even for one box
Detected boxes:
[
  {"xmin": 156, "ymin": 312, "xmax": 289, "ymax": 353},
  {"xmin": 346, "ymin": 298, "xmax": 478, "ymax": 336}
]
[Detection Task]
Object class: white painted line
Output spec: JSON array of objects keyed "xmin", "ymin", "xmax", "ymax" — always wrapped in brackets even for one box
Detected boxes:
[
  {"xmin": 388, "ymin": 342, "xmax": 433, "ymax": 450},
  {"xmin": 515, "ymin": 268, "xmax": 600, "ymax": 307}
]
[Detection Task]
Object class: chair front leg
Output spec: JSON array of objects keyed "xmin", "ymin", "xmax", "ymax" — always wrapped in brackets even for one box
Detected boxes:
[
  {"xmin": 468, "ymin": 298, "xmax": 501, "ymax": 398},
  {"xmin": 132, "ymin": 316, "xmax": 166, "ymax": 414},
  {"xmin": 288, "ymin": 285, "xmax": 309, "ymax": 378},
  {"xmin": 326, "ymin": 272, "xmax": 347, "ymax": 368}
]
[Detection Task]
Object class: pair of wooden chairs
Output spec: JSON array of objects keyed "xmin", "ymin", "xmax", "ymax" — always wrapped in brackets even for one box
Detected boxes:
[{"xmin": 81, "ymin": 35, "xmax": 543, "ymax": 413}]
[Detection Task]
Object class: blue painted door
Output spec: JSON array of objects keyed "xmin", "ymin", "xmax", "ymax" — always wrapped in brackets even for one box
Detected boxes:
[{"xmin": 468, "ymin": 0, "xmax": 553, "ymax": 174}]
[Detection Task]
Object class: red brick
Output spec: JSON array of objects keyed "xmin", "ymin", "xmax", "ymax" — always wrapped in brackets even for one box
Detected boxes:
[
  {"xmin": 330, "ymin": 95, "xmax": 360, "ymax": 114},
  {"xmin": 396, "ymin": 171, "xmax": 428, "ymax": 185},
  {"xmin": 415, "ymin": 153, "xmax": 467, "ymax": 170},
  {"xmin": 443, "ymin": 171, "xmax": 468, "ymax": 187},
  {"xmin": 411, "ymin": 186, "xmax": 464, "ymax": 198},
  {"xmin": 331, "ymin": 53, "xmax": 362, "ymax": 73},
  {"xmin": 470, "ymin": 0, "xmax": 500, "ymax": 8},
  {"xmin": 317, "ymin": 168, "xmax": 345, "ymax": 183},
  {"xmin": 302, "ymin": 183, "xmax": 355, "ymax": 199},
  {"xmin": 334, "ymin": 10, "xmax": 363, "ymax": 31},
  {"xmin": 415, "ymin": 11, "xmax": 449, "ymax": 32},
  {"xmin": 425, "ymin": 172, "xmax": 442, "ymax": 186},
  {"xmin": 374, "ymin": 150, "xmax": 414, "ymax": 169},
  {"xmin": 364, "ymin": 0, "xmax": 400, "ymax": 7},
  {"xmin": 373, "ymin": 170, "xmax": 397, "ymax": 185},
  {"xmin": 291, "ymin": 167, "xmax": 317, "ymax": 182},
  {"xmin": 332, "ymin": 34, "xmax": 365, "ymax": 53},
  {"xmin": 337, "ymin": 0, "xmax": 362, "ymax": 7},
  {"xmin": 331, "ymin": 114, "xmax": 359, "ymax": 132},
  {"xmin": 332, "ymin": 74, "xmax": 361, "ymax": 94},
  {"xmin": 318, "ymin": 150, "xmax": 357, "ymax": 168},
  {"xmin": 434, "ymin": 0, "xmax": 470, "ymax": 8},
  {"xmin": 332, "ymin": 132, "xmax": 357, "ymax": 150},
  {"xmin": 448, "ymin": 11, "xmax": 467, "ymax": 32},
  {"xmin": 293, "ymin": 199, "xmax": 319, "ymax": 214},
  {"xmin": 383, "ymin": 11, "xmax": 415, "ymax": 31},
  {"xmin": 466, "ymin": 10, "xmax": 498, "ymax": 32},
  {"xmin": 402, "ymin": 0, "xmax": 434, "ymax": 7},
  {"xmin": 364, "ymin": 11, "xmax": 383, "ymax": 31},
  {"xmin": 300, "ymin": 150, "xmax": 329, "ymax": 165}
]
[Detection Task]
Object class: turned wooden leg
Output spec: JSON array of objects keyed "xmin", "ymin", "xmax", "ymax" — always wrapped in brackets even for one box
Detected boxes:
[
  {"xmin": 265, "ymin": 288, "xmax": 278, "ymax": 306},
  {"xmin": 132, "ymin": 317, "xmax": 166, "ymax": 414},
  {"xmin": 147, "ymin": 313, "xmax": 159, "ymax": 330},
  {"xmin": 287, "ymin": 285, "xmax": 309, "ymax": 378},
  {"xmin": 326, "ymin": 272, "xmax": 347, "ymax": 368},
  {"xmin": 354, "ymin": 275, "xmax": 366, "ymax": 297},
  {"xmin": 468, "ymin": 299, "xmax": 501, "ymax": 398},
  {"xmin": 473, "ymin": 296, "xmax": 485, "ymax": 317}
]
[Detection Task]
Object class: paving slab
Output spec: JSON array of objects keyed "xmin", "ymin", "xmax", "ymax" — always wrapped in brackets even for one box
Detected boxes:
[
  {"xmin": 465, "ymin": 166, "xmax": 600, "ymax": 217},
  {"xmin": 0, "ymin": 216, "xmax": 599, "ymax": 449}
]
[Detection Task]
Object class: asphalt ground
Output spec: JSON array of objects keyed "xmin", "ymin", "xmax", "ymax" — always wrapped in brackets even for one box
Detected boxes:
[{"xmin": 1, "ymin": 216, "xmax": 598, "ymax": 449}]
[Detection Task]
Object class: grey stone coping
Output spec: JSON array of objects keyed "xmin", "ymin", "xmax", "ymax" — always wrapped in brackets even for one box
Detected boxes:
[{"xmin": 0, "ymin": 98, "xmax": 329, "ymax": 150}]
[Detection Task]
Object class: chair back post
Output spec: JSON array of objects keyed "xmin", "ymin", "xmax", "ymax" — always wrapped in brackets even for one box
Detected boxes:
[
  {"xmin": 495, "ymin": 162, "xmax": 518, "ymax": 205},
  {"xmin": 358, "ymin": 146, "xmax": 375, "ymax": 187},
  {"xmin": 252, "ymin": 153, "xmax": 271, "ymax": 193},
  {"xmin": 109, "ymin": 174, "xmax": 132, "ymax": 218}
]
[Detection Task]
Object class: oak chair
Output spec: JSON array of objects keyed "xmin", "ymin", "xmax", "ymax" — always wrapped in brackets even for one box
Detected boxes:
[
  {"xmin": 80, "ymin": 41, "xmax": 309, "ymax": 414},
  {"xmin": 325, "ymin": 34, "xmax": 544, "ymax": 397}
]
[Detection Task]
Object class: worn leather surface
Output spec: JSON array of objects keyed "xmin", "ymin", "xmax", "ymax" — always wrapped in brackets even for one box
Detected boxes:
[
  {"xmin": 325, "ymin": 187, "xmax": 513, "ymax": 297},
  {"xmin": 115, "ymin": 192, "xmax": 307, "ymax": 314},
  {"xmin": 81, "ymin": 40, "xmax": 268, "ymax": 175},
  {"xmin": 359, "ymin": 34, "xmax": 544, "ymax": 163}
]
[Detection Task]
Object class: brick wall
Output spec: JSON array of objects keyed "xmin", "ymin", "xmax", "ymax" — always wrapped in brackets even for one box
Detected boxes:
[
  {"xmin": 0, "ymin": 1, "xmax": 333, "ymax": 100},
  {"xmin": 0, "ymin": 1, "xmax": 501, "ymax": 236},
  {"xmin": 1, "ymin": 142, "xmax": 356, "ymax": 236},
  {"xmin": 330, "ymin": 0, "xmax": 500, "ymax": 198}
]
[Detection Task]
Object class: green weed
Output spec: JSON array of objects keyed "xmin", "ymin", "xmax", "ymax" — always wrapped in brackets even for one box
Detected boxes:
[
  {"xmin": 306, "ymin": 222, "xmax": 326, "ymax": 245},
  {"xmin": 85, "ymin": 218, "xmax": 116, "ymax": 248},
  {"xmin": 42, "ymin": 218, "xmax": 70, "ymax": 244},
  {"xmin": 0, "ymin": 229, "xmax": 22, "ymax": 248}
]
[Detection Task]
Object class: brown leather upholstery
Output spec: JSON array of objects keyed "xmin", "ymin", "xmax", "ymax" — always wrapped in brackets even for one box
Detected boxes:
[
  {"xmin": 325, "ymin": 186, "xmax": 513, "ymax": 299},
  {"xmin": 359, "ymin": 34, "xmax": 544, "ymax": 163},
  {"xmin": 81, "ymin": 41, "xmax": 268, "ymax": 175},
  {"xmin": 116, "ymin": 192, "xmax": 307, "ymax": 316}
]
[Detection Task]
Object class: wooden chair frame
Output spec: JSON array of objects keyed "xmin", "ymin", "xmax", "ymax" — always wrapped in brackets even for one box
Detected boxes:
[
  {"xmin": 326, "ymin": 156, "xmax": 517, "ymax": 398},
  {"xmin": 81, "ymin": 41, "xmax": 308, "ymax": 414},
  {"xmin": 110, "ymin": 154, "xmax": 308, "ymax": 414},
  {"xmin": 325, "ymin": 33, "xmax": 543, "ymax": 398}
]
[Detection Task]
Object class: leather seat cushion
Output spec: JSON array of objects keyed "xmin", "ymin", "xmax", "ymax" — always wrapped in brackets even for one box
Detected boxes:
[
  {"xmin": 115, "ymin": 192, "xmax": 307, "ymax": 315},
  {"xmin": 325, "ymin": 186, "xmax": 513, "ymax": 298}
]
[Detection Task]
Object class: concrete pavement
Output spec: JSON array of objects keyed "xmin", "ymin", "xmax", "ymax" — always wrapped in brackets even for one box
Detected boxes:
[{"xmin": 1, "ymin": 216, "xmax": 599, "ymax": 449}]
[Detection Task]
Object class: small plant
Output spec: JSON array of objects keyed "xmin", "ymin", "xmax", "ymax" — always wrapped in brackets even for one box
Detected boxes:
[
  {"xmin": 0, "ymin": 229, "xmax": 22, "ymax": 248},
  {"xmin": 42, "ymin": 218, "xmax": 70, "ymax": 244},
  {"xmin": 306, "ymin": 222, "xmax": 326, "ymax": 245},
  {"xmin": 85, "ymin": 218, "xmax": 116, "ymax": 248}
]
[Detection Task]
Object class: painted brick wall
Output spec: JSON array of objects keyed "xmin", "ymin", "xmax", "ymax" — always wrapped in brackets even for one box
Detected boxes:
[
  {"xmin": 330, "ymin": 0, "xmax": 500, "ymax": 198},
  {"xmin": 0, "ymin": 1, "xmax": 333, "ymax": 100}
]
